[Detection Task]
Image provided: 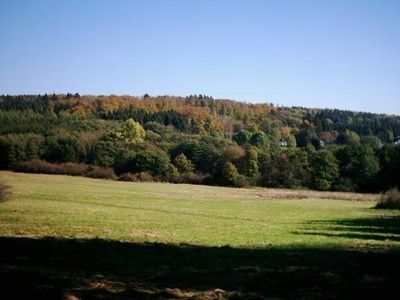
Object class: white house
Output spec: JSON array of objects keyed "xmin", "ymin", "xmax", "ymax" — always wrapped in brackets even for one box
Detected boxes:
[{"xmin": 279, "ymin": 139, "xmax": 288, "ymax": 147}]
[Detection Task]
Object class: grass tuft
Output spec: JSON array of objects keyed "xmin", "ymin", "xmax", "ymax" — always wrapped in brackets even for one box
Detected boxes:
[
  {"xmin": 376, "ymin": 188, "xmax": 400, "ymax": 210},
  {"xmin": 0, "ymin": 180, "xmax": 11, "ymax": 201}
]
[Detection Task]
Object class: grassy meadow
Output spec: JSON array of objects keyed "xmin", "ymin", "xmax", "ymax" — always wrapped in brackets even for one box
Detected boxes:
[{"xmin": 1, "ymin": 171, "xmax": 400, "ymax": 299}]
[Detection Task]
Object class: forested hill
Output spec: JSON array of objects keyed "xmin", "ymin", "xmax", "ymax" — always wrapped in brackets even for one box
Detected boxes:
[
  {"xmin": 1, "ymin": 94, "xmax": 400, "ymax": 140},
  {"xmin": 1, "ymin": 94, "xmax": 399, "ymax": 192}
]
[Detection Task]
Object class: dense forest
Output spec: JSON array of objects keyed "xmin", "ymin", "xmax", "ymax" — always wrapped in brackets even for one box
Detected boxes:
[{"xmin": 1, "ymin": 93, "xmax": 399, "ymax": 192}]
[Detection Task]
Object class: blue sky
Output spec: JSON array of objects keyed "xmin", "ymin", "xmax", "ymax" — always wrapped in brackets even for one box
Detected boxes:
[{"xmin": 0, "ymin": 0, "xmax": 399, "ymax": 114}]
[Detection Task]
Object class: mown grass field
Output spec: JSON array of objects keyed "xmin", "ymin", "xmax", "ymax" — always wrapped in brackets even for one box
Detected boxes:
[{"xmin": 1, "ymin": 171, "xmax": 400, "ymax": 299}]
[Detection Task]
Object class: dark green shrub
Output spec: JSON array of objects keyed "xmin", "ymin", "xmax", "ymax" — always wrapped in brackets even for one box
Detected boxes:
[
  {"xmin": 118, "ymin": 172, "xmax": 136, "ymax": 181},
  {"xmin": 233, "ymin": 175, "xmax": 249, "ymax": 188},
  {"xmin": 174, "ymin": 153, "xmax": 194, "ymax": 173},
  {"xmin": 221, "ymin": 162, "xmax": 240, "ymax": 186},
  {"xmin": 310, "ymin": 150, "xmax": 339, "ymax": 191},
  {"xmin": 181, "ymin": 172, "xmax": 205, "ymax": 185},
  {"xmin": 86, "ymin": 166, "xmax": 116, "ymax": 180},
  {"xmin": 118, "ymin": 172, "xmax": 153, "ymax": 182},
  {"xmin": 375, "ymin": 188, "xmax": 400, "ymax": 209},
  {"xmin": 135, "ymin": 172, "xmax": 154, "ymax": 182},
  {"xmin": 130, "ymin": 149, "xmax": 171, "ymax": 177},
  {"xmin": 332, "ymin": 177, "xmax": 357, "ymax": 192}
]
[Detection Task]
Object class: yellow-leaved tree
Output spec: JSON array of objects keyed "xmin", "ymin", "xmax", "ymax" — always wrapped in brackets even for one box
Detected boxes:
[{"xmin": 117, "ymin": 118, "xmax": 146, "ymax": 145}]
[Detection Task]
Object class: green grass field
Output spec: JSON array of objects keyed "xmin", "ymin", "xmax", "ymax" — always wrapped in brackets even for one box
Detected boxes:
[{"xmin": 1, "ymin": 171, "xmax": 400, "ymax": 299}]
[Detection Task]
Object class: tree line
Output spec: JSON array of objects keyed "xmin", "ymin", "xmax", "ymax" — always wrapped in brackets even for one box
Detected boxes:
[{"xmin": 0, "ymin": 94, "xmax": 399, "ymax": 192}]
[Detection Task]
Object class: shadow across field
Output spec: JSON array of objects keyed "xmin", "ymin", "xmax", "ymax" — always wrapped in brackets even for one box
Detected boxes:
[
  {"xmin": 1, "ymin": 236, "xmax": 400, "ymax": 299},
  {"xmin": 296, "ymin": 216, "xmax": 400, "ymax": 242}
]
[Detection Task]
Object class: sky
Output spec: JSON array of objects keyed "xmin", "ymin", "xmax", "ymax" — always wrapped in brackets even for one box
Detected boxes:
[{"xmin": 0, "ymin": 0, "xmax": 399, "ymax": 115}]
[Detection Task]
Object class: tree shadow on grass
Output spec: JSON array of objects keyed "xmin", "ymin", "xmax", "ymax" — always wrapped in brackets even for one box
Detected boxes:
[
  {"xmin": 1, "ymin": 236, "xmax": 400, "ymax": 299},
  {"xmin": 296, "ymin": 216, "xmax": 400, "ymax": 242}
]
